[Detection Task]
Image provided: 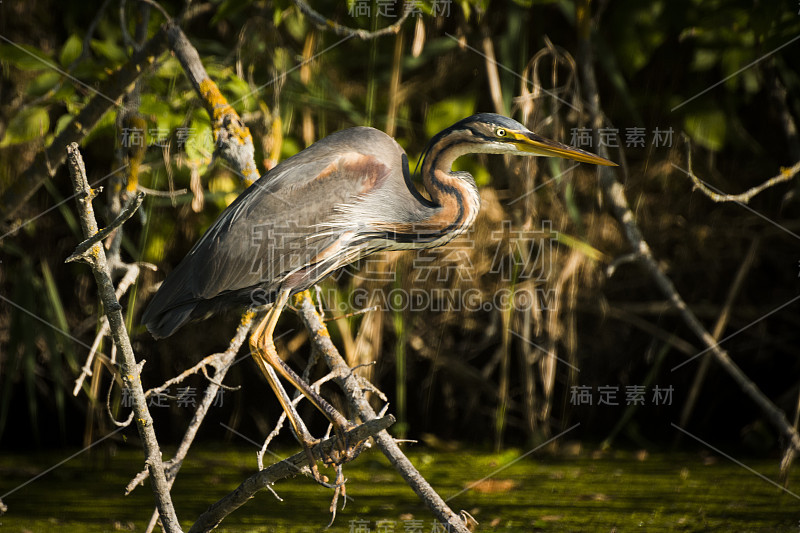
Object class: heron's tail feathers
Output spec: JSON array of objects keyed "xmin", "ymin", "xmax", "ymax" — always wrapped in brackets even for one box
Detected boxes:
[{"xmin": 142, "ymin": 298, "xmax": 197, "ymax": 339}]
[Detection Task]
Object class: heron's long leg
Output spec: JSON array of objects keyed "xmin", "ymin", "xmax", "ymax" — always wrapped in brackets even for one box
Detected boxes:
[
  {"xmin": 249, "ymin": 288, "xmax": 351, "ymax": 443},
  {"xmin": 249, "ymin": 326, "xmax": 315, "ymax": 446}
]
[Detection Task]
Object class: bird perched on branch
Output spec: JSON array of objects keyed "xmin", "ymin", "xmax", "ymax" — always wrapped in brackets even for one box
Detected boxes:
[{"xmin": 142, "ymin": 113, "xmax": 615, "ymax": 457}]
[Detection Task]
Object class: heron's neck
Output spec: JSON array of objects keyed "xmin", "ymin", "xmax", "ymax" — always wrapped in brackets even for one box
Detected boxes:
[{"xmin": 416, "ymin": 138, "xmax": 481, "ymax": 244}]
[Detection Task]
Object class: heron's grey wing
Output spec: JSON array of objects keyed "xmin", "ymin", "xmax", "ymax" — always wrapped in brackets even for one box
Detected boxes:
[{"xmin": 142, "ymin": 127, "xmax": 409, "ymax": 338}]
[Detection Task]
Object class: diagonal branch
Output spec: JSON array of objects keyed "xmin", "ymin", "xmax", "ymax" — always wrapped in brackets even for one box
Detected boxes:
[
  {"xmin": 66, "ymin": 192, "xmax": 144, "ymax": 263},
  {"xmin": 575, "ymin": 2, "xmax": 800, "ymax": 454},
  {"xmin": 125, "ymin": 313, "xmax": 254, "ymax": 496},
  {"xmin": 293, "ymin": 291, "xmax": 471, "ymax": 533},
  {"xmin": 2, "ymin": 29, "xmax": 168, "ymax": 222},
  {"xmin": 166, "ymin": 21, "xmax": 259, "ymax": 185},
  {"xmin": 188, "ymin": 415, "xmax": 395, "ymax": 533}
]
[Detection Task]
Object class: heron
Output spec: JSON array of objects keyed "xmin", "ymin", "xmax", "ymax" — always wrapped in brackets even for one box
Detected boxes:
[{"xmin": 142, "ymin": 113, "xmax": 615, "ymax": 462}]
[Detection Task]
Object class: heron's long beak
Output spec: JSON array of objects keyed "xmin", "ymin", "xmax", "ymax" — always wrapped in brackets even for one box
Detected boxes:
[{"xmin": 512, "ymin": 131, "xmax": 618, "ymax": 166}]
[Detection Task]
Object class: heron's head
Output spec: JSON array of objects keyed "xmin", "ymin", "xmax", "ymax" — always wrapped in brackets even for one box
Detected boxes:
[{"xmin": 432, "ymin": 113, "xmax": 617, "ymax": 167}]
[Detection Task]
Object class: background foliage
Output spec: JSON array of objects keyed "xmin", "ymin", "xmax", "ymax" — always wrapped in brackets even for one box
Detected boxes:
[{"xmin": 1, "ymin": 0, "xmax": 800, "ymax": 459}]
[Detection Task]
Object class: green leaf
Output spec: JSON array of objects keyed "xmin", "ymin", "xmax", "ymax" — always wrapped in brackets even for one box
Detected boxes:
[
  {"xmin": 52, "ymin": 82, "xmax": 76, "ymax": 103},
  {"xmin": 1, "ymin": 106, "xmax": 50, "ymax": 147},
  {"xmin": 89, "ymin": 38, "xmax": 126, "ymax": 64},
  {"xmin": 155, "ymin": 56, "xmax": 183, "ymax": 78},
  {"xmin": 185, "ymin": 121, "xmax": 214, "ymax": 162},
  {"xmin": 59, "ymin": 34, "xmax": 83, "ymax": 67},
  {"xmin": 81, "ymin": 106, "xmax": 116, "ymax": 145},
  {"xmin": 425, "ymin": 96, "xmax": 475, "ymax": 139},
  {"xmin": 211, "ymin": 0, "xmax": 251, "ymax": 25},
  {"xmin": 684, "ymin": 109, "xmax": 726, "ymax": 151},
  {"xmin": 54, "ymin": 113, "xmax": 74, "ymax": 137},
  {"xmin": 26, "ymin": 71, "xmax": 61, "ymax": 96},
  {"xmin": 140, "ymin": 93, "xmax": 172, "ymax": 134},
  {"xmin": 0, "ymin": 43, "xmax": 52, "ymax": 71},
  {"xmin": 223, "ymin": 75, "xmax": 255, "ymax": 112},
  {"xmin": 690, "ymin": 48, "xmax": 718, "ymax": 71}
]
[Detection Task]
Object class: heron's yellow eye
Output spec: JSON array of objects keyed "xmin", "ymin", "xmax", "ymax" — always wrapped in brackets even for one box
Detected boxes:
[{"xmin": 496, "ymin": 128, "xmax": 506, "ymax": 137}]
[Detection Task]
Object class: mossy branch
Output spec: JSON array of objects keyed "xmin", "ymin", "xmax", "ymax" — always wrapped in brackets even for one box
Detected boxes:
[{"xmin": 165, "ymin": 21, "xmax": 259, "ymax": 185}]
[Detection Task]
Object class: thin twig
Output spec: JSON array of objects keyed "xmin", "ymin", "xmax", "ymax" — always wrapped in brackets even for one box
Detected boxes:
[
  {"xmin": 602, "ymin": 307, "xmax": 696, "ymax": 356},
  {"xmin": 106, "ymin": 378, "xmax": 135, "ymax": 428},
  {"xmin": 137, "ymin": 184, "xmax": 189, "ymax": 198},
  {"xmin": 679, "ymin": 138, "xmax": 800, "ymax": 204},
  {"xmin": 135, "ymin": 315, "xmax": 253, "ymax": 533},
  {"xmin": 66, "ymin": 192, "xmax": 144, "ymax": 263},
  {"xmin": 135, "ymin": 0, "xmax": 172, "ymax": 20},
  {"xmin": 128, "ymin": 313, "xmax": 254, "ymax": 493},
  {"xmin": 292, "ymin": 0, "xmax": 409, "ymax": 40},
  {"xmin": 258, "ymin": 371, "xmax": 337, "ymax": 470},
  {"xmin": 144, "ymin": 352, "xmax": 228, "ymax": 398},
  {"xmin": 678, "ymin": 237, "xmax": 760, "ymax": 429},
  {"xmin": 781, "ymin": 388, "xmax": 800, "ymax": 484}
]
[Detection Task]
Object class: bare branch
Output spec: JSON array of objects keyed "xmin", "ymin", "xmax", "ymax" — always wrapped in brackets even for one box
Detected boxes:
[
  {"xmin": 136, "ymin": 184, "xmax": 189, "ymax": 198},
  {"xmin": 188, "ymin": 415, "xmax": 395, "ymax": 533},
  {"xmin": 65, "ymin": 143, "xmax": 183, "ymax": 533},
  {"xmin": 106, "ymin": 377, "xmax": 135, "ymax": 428},
  {"xmin": 678, "ymin": 237, "xmax": 760, "ymax": 430},
  {"xmin": 73, "ymin": 263, "xmax": 141, "ymax": 395},
  {"xmin": 677, "ymin": 139, "xmax": 800, "ymax": 204}
]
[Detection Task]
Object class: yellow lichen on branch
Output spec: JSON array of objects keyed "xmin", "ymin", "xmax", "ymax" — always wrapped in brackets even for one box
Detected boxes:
[
  {"xmin": 199, "ymin": 78, "xmax": 252, "ymax": 146},
  {"xmin": 197, "ymin": 78, "xmax": 258, "ymax": 186},
  {"xmin": 199, "ymin": 79, "xmax": 235, "ymax": 125}
]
